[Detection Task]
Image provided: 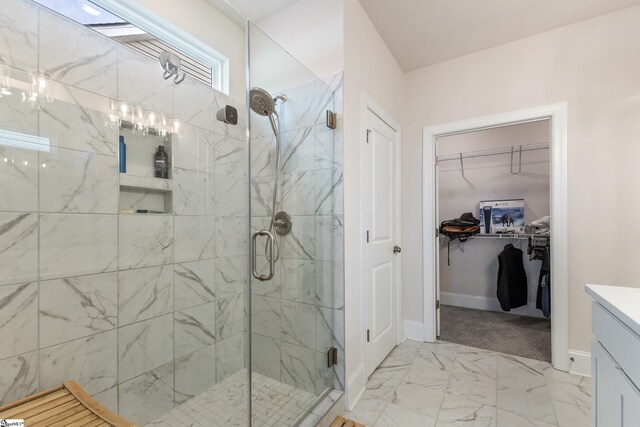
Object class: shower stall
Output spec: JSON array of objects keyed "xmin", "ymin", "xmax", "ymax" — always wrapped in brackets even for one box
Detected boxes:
[{"xmin": 0, "ymin": 0, "xmax": 344, "ymax": 425}]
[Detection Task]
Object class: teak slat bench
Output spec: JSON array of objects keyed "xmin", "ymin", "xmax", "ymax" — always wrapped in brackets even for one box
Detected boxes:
[
  {"xmin": 331, "ymin": 415, "xmax": 365, "ymax": 427},
  {"xmin": 0, "ymin": 380, "xmax": 138, "ymax": 427}
]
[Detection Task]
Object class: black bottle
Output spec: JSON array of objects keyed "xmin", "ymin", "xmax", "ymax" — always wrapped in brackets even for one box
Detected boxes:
[{"xmin": 154, "ymin": 145, "xmax": 169, "ymax": 179}]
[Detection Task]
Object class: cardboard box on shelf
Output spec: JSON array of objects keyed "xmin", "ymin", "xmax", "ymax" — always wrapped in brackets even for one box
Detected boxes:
[{"xmin": 479, "ymin": 199, "xmax": 525, "ymax": 234}]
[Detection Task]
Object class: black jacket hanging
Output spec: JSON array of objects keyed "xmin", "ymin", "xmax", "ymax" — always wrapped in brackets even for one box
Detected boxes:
[
  {"xmin": 536, "ymin": 247, "xmax": 551, "ymax": 318},
  {"xmin": 497, "ymin": 244, "xmax": 528, "ymax": 311}
]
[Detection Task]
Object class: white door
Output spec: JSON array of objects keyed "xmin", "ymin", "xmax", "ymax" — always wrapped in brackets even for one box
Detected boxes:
[{"xmin": 364, "ymin": 107, "xmax": 399, "ymax": 377}]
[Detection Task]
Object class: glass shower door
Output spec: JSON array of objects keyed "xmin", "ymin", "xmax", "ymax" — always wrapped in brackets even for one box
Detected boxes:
[
  {"xmin": 248, "ymin": 23, "xmax": 344, "ymax": 426},
  {"xmin": 0, "ymin": 1, "xmax": 252, "ymax": 426}
]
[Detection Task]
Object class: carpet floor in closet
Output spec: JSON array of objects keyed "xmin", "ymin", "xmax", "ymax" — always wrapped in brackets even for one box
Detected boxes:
[{"xmin": 439, "ymin": 304, "xmax": 551, "ymax": 362}]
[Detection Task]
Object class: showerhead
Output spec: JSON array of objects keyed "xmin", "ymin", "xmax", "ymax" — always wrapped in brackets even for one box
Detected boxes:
[{"xmin": 249, "ymin": 87, "xmax": 276, "ymax": 116}]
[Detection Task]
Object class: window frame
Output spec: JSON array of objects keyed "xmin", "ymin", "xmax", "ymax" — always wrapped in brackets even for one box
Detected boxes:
[{"xmin": 91, "ymin": 0, "xmax": 230, "ymax": 93}]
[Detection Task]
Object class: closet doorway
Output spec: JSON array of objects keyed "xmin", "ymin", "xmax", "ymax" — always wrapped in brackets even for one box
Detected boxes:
[
  {"xmin": 437, "ymin": 120, "xmax": 551, "ymax": 361},
  {"xmin": 422, "ymin": 104, "xmax": 569, "ymax": 371}
]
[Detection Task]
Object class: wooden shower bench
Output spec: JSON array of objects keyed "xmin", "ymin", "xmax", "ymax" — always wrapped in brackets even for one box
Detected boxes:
[
  {"xmin": 0, "ymin": 380, "xmax": 137, "ymax": 427},
  {"xmin": 331, "ymin": 415, "xmax": 365, "ymax": 427}
]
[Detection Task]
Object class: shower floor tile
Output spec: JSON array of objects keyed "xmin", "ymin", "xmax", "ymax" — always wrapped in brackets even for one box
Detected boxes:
[{"xmin": 146, "ymin": 370, "xmax": 318, "ymax": 426}]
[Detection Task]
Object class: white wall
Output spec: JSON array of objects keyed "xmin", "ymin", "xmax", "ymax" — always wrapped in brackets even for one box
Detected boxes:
[
  {"xmin": 257, "ymin": 0, "xmax": 344, "ymax": 78},
  {"xmin": 402, "ymin": 6, "xmax": 640, "ymax": 355},
  {"xmin": 133, "ymin": 0, "xmax": 247, "ymax": 101},
  {"xmin": 343, "ymin": 0, "xmax": 405, "ymax": 407},
  {"xmin": 437, "ymin": 122, "xmax": 550, "ymax": 316}
]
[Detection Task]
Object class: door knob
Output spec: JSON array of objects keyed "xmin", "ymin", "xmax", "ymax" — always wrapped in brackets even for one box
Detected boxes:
[{"xmin": 393, "ymin": 245, "xmax": 401, "ymax": 254}]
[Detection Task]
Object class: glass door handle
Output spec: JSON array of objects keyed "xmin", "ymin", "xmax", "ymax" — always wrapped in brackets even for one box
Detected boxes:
[{"xmin": 252, "ymin": 230, "xmax": 275, "ymax": 281}]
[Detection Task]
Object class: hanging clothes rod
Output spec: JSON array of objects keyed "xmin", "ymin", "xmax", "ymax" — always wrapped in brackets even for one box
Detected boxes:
[
  {"xmin": 439, "ymin": 233, "xmax": 549, "ymax": 239},
  {"xmin": 437, "ymin": 142, "xmax": 549, "ymax": 177},
  {"xmin": 471, "ymin": 233, "xmax": 550, "ymax": 240}
]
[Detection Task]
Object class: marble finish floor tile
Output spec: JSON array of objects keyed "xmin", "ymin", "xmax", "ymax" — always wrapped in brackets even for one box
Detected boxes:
[
  {"xmin": 145, "ymin": 370, "xmax": 319, "ymax": 427},
  {"xmin": 345, "ymin": 340, "xmax": 591, "ymax": 427}
]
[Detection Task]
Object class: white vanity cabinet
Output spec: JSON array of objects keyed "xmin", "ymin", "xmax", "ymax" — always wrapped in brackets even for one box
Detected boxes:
[{"xmin": 587, "ymin": 285, "xmax": 640, "ymax": 426}]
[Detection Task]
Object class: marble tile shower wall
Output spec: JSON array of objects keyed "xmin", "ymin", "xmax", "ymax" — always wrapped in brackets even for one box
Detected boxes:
[
  {"xmin": 250, "ymin": 72, "xmax": 344, "ymax": 396},
  {"xmin": 0, "ymin": 0, "xmax": 248, "ymax": 424}
]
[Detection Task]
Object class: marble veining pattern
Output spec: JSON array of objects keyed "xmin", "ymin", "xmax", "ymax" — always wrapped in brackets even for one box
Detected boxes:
[
  {"xmin": 215, "ymin": 256, "xmax": 246, "ymax": 298},
  {"xmin": 174, "ymin": 78, "xmax": 216, "ymax": 132},
  {"xmin": 118, "ymin": 314, "xmax": 173, "ymax": 382},
  {"xmin": 175, "ymin": 302, "xmax": 217, "ymax": 358},
  {"xmin": 216, "ymin": 294, "xmax": 245, "ymax": 341},
  {"xmin": 345, "ymin": 340, "xmax": 591, "ymax": 427},
  {"xmin": 39, "ymin": 148, "xmax": 118, "ymax": 213},
  {"xmin": 0, "ymin": 212, "xmax": 38, "ymax": 286},
  {"xmin": 39, "ymin": 330, "xmax": 117, "ymax": 395},
  {"xmin": 175, "ymin": 345, "xmax": 216, "ymax": 404},
  {"xmin": 39, "ymin": 9, "xmax": 117, "ymax": 98},
  {"xmin": 38, "ymin": 82, "xmax": 118, "ymax": 156},
  {"xmin": 119, "ymin": 362, "xmax": 174, "ymax": 425},
  {"xmin": 214, "ymin": 134, "xmax": 246, "ymax": 178},
  {"xmin": 0, "ymin": 143, "xmax": 38, "ymax": 212},
  {"xmin": 118, "ymin": 215, "xmax": 173, "ymax": 270},
  {"xmin": 280, "ymin": 126, "xmax": 315, "ymax": 174},
  {"xmin": 173, "ymin": 215, "xmax": 215, "ymax": 263},
  {"xmin": 0, "ymin": 0, "xmax": 38, "ymax": 71},
  {"xmin": 116, "ymin": 45, "xmax": 173, "ymax": 113},
  {"xmin": 118, "ymin": 265, "xmax": 173, "ymax": 326},
  {"xmin": 0, "ymin": 282, "xmax": 37, "ymax": 359},
  {"xmin": 0, "ymin": 351, "xmax": 37, "ymax": 405},
  {"xmin": 39, "ymin": 213, "xmax": 117, "ymax": 280},
  {"xmin": 175, "ymin": 260, "xmax": 216, "ymax": 310},
  {"xmin": 215, "ymin": 333, "xmax": 245, "ymax": 382},
  {"xmin": 39, "ymin": 272, "xmax": 118, "ymax": 347}
]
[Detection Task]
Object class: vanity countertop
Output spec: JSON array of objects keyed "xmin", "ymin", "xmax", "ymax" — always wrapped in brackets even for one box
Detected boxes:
[{"xmin": 586, "ymin": 284, "xmax": 640, "ymax": 337}]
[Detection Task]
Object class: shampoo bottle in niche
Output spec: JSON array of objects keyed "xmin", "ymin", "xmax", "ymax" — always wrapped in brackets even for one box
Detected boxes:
[
  {"xmin": 119, "ymin": 135, "xmax": 126, "ymax": 173},
  {"xmin": 154, "ymin": 145, "xmax": 169, "ymax": 179}
]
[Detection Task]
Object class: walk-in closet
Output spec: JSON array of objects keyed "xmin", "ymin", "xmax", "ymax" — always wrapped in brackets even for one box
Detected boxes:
[{"xmin": 436, "ymin": 120, "xmax": 552, "ymax": 362}]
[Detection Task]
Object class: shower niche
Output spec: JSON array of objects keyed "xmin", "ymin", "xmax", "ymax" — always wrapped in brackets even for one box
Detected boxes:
[{"xmin": 118, "ymin": 126, "xmax": 174, "ymax": 214}]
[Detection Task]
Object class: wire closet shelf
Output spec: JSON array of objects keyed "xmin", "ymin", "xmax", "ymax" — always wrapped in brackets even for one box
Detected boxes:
[{"xmin": 437, "ymin": 142, "xmax": 550, "ymax": 177}]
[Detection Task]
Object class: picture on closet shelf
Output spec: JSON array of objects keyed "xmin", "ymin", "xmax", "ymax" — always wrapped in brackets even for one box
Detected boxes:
[{"xmin": 479, "ymin": 199, "xmax": 525, "ymax": 234}]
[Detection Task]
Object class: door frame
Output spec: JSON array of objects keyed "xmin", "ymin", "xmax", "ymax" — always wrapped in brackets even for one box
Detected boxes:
[
  {"xmin": 422, "ymin": 103, "xmax": 569, "ymax": 372},
  {"xmin": 361, "ymin": 92, "xmax": 403, "ymax": 376}
]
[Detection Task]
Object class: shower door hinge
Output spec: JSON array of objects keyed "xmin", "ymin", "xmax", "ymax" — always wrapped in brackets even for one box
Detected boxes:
[
  {"xmin": 326, "ymin": 110, "xmax": 337, "ymax": 129},
  {"xmin": 366, "ymin": 329, "xmax": 370, "ymax": 342},
  {"xmin": 366, "ymin": 230, "xmax": 370, "ymax": 242},
  {"xmin": 327, "ymin": 347, "xmax": 338, "ymax": 368},
  {"xmin": 436, "ymin": 300, "xmax": 440, "ymax": 310},
  {"xmin": 366, "ymin": 129, "xmax": 371, "ymax": 143}
]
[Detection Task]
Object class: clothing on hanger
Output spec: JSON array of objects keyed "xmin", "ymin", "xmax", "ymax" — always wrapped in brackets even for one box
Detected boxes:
[
  {"xmin": 525, "ymin": 215, "xmax": 550, "ymax": 235},
  {"xmin": 497, "ymin": 243, "xmax": 528, "ymax": 311},
  {"xmin": 536, "ymin": 247, "xmax": 551, "ymax": 318},
  {"xmin": 527, "ymin": 235, "xmax": 549, "ymax": 261}
]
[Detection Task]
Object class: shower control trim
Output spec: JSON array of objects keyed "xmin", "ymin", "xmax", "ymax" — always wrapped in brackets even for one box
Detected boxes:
[
  {"xmin": 252, "ymin": 230, "xmax": 275, "ymax": 281},
  {"xmin": 274, "ymin": 211, "xmax": 292, "ymax": 236}
]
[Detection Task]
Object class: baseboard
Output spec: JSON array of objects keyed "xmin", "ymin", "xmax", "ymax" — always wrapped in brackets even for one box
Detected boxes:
[
  {"xmin": 440, "ymin": 291, "xmax": 546, "ymax": 318},
  {"xmin": 568, "ymin": 349, "xmax": 591, "ymax": 377},
  {"xmin": 345, "ymin": 363, "xmax": 366, "ymax": 411},
  {"xmin": 404, "ymin": 320, "xmax": 424, "ymax": 341}
]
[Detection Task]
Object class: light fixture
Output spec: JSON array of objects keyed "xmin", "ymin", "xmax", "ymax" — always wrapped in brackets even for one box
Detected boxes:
[
  {"xmin": 21, "ymin": 74, "xmax": 52, "ymax": 106},
  {"xmin": 0, "ymin": 65, "xmax": 12, "ymax": 98},
  {"xmin": 81, "ymin": 3, "xmax": 101, "ymax": 16}
]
